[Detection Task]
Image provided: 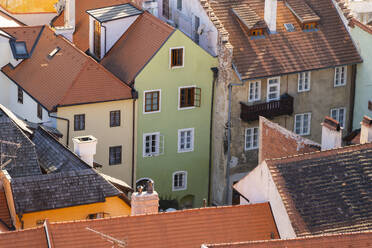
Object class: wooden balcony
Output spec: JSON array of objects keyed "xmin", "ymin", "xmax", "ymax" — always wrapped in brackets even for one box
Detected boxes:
[{"xmin": 240, "ymin": 94, "xmax": 294, "ymax": 122}]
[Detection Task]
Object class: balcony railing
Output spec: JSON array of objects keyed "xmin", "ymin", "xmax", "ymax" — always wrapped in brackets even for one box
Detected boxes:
[{"xmin": 240, "ymin": 94, "xmax": 294, "ymax": 122}]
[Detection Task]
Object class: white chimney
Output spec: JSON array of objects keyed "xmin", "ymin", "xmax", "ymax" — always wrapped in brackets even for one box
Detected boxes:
[
  {"xmin": 131, "ymin": 181, "xmax": 159, "ymax": 216},
  {"xmin": 321, "ymin": 117, "xmax": 342, "ymax": 151},
  {"xmin": 54, "ymin": 0, "xmax": 75, "ymax": 42},
  {"xmin": 264, "ymin": 0, "xmax": 277, "ymax": 33},
  {"xmin": 72, "ymin": 135, "xmax": 97, "ymax": 167},
  {"xmin": 360, "ymin": 116, "xmax": 372, "ymax": 144}
]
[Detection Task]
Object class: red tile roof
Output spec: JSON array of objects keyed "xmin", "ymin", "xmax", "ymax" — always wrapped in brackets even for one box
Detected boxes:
[
  {"xmin": 52, "ymin": 0, "xmax": 131, "ymax": 52},
  {"xmin": 207, "ymin": 0, "xmax": 362, "ymax": 80},
  {"xmin": 101, "ymin": 11, "xmax": 174, "ymax": 84},
  {"xmin": 1, "ymin": 26, "xmax": 43, "ymax": 54},
  {"xmin": 0, "ymin": 186, "xmax": 12, "ymax": 229},
  {"xmin": 205, "ymin": 231, "xmax": 372, "ymax": 247},
  {"xmin": 1, "ymin": 26, "xmax": 132, "ymax": 111},
  {"xmin": 0, "ymin": 226, "xmax": 47, "ymax": 247}
]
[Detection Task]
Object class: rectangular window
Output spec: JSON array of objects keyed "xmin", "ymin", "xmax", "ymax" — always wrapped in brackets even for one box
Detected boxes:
[
  {"xmin": 331, "ymin": 107, "xmax": 346, "ymax": 128},
  {"xmin": 109, "ymin": 146, "xmax": 122, "ymax": 165},
  {"xmin": 143, "ymin": 132, "xmax": 163, "ymax": 157},
  {"xmin": 110, "ymin": 110, "xmax": 121, "ymax": 127},
  {"xmin": 17, "ymin": 86, "xmax": 23, "ymax": 104},
  {"xmin": 173, "ymin": 171, "xmax": 187, "ymax": 191},
  {"xmin": 144, "ymin": 90, "xmax": 160, "ymax": 113},
  {"xmin": 245, "ymin": 127, "xmax": 259, "ymax": 150},
  {"xmin": 294, "ymin": 113, "xmax": 311, "ymax": 135},
  {"xmin": 178, "ymin": 128, "xmax": 194, "ymax": 153},
  {"xmin": 74, "ymin": 114, "xmax": 85, "ymax": 131},
  {"xmin": 179, "ymin": 87, "xmax": 201, "ymax": 108},
  {"xmin": 334, "ymin": 66, "xmax": 347, "ymax": 87},
  {"xmin": 248, "ymin": 81, "xmax": 261, "ymax": 102},
  {"xmin": 170, "ymin": 48, "xmax": 184, "ymax": 68},
  {"xmin": 163, "ymin": 0, "xmax": 170, "ymax": 19},
  {"xmin": 267, "ymin": 77, "xmax": 280, "ymax": 101},
  {"xmin": 298, "ymin": 71, "xmax": 310, "ymax": 92},
  {"xmin": 94, "ymin": 20, "xmax": 101, "ymax": 59},
  {"xmin": 177, "ymin": 0, "xmax": 182, "ymax": 11},
  {"xmin": 37, "ymin": 104, "xmax": 42, "ymax": 120}
]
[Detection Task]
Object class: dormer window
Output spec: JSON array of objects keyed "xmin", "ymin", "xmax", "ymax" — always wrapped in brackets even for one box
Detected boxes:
[
  {"xmin": 303, "ymin": 22, "xmax": 317, "ymax": 30},
  {"xmin": 250, "ymin": 29, "xmax": 263, "ymax": 36},
  {"xmin": 10, "ymin": 40, "xmax": 28, "ymax": 59}
]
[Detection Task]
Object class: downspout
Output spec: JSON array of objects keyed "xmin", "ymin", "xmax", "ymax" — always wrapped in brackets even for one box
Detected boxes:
[
  {"xmin": 208, "ymin": 67, "xmax": 219, "ymax": 205},
  {"xmin": 101, "ymin": 24, "xmax": 107, "ymax": 57},
  {"xmin": 349, "ymin": 64, "xmax": 357, "ymax": 133},
  {"xmin": 131, "ymin": 89, "xmax": 138, "ymax": 189},
  {"xmin": 48, "ymin": 113, "xmax": 70, "ymax": 147}
]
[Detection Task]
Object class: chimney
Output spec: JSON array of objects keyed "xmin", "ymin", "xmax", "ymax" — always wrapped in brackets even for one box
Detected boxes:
[
  {"xmin": 72, "ymin": 135, "xmax": 97, "ymax": 167},
  {"xmin": 360, "ymin": 116, "xmax": 372, "ymax": 144},
  {"xmin": 131, "ymin": 181, "xmax": 159, "ymax": 216},
  {"xmin": 264, "ymin": 0, "xmax": 277, "ymax": 33},
  {"xmin": 65, "ymin": 0, "xmax": 75, "ymax": 29},
  {"xmin": 321, "ymin": 116, "xmax": 342, "ymax": 151}
]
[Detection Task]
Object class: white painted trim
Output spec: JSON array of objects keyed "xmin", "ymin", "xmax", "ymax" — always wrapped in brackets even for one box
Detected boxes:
[
  {"xmin": 248, "ymin": 81, "xmax": 261, "ymax": 102},
  {"xmin": 177, "ymin": 128, "xmax": 195, "ymax": 153},
  {"xmin": 172, "ymin": 170, "xmax": 187, "ymax": 191},
  {"xmin": 142, "ymin": 132, "xmax": 161, "ymax": 157},
  {"xmin": 178, "ymin": 85, "xmax": 197, "ymax": 110},
  {"xmin": 169, "ymin": 46, "xmax": 185, "ymax": 69},
  {"xmin": 244, "ymin": 127, "xmax": 259, "ymax": 151},
  {"xmin": 330, "ymin": 107, "xmax": 346, "ymax": 128},
  {"xmin": 334, "ymin": 66, "xmax": 347, "ymax": 87},
  {"xmin": 266, "ymin": 76, "xmax": 280, "ymax": 102},
  {"xmin": 143, "ymin": 89, "xmax": 162, "ymax": 114},
  {"xmin": 294, "ymin": 112, "xmax": 312, "ymax": 136},
  {"xmin": 297, "ymin": 71, "xmax": 311, "ymax": 92}
]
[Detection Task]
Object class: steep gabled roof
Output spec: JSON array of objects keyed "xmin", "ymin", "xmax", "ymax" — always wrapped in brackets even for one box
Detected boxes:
[
  {"xmin": 1, "ymin": 26, "xmax": 132, "ymax": 111},
  {"xmin": 266, "ymin": 142, "xmax": 372, "ymax": 236},
  {"xmin": 101, "ymin": 11, "xmax": 174, "ymax": 84}
]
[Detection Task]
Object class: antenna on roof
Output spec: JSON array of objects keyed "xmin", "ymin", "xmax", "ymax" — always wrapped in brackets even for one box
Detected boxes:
[
  {"xmin": 85, "ymin": 227, "xmax": 127, "ymax": 247},
  {"xmin": 0, "ymin": 140, "xmax": 21, "ymax": 168}
]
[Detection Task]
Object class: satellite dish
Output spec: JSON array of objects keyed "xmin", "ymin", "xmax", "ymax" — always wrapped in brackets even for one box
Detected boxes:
[{"xmin": 197, "ymin": 24, "xmax": 206, "ymax": 35}]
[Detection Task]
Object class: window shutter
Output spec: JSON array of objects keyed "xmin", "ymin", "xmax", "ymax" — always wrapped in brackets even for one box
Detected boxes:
[
  {"xmin": 159, "ymin": 135, "xmax": 165, "ymax": 155},
  {"xmin": 194, "ymin": 87, "xmax": 201, "ymax": 107}
]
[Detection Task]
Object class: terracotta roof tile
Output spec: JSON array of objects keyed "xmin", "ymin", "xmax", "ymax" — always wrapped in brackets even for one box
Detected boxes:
[
  {"xmin": 101, "ymin": 12, "xmax": 174, "ymax": 84},
  {"xmin": 209, "ymin": 0, "xmax": 362, "ymax": 80},
  {"xmin": 0, "ymin": 226, "xmax": 47, "ymax": 247},
  {"xmin": 231, "ymin": 3, "xmax": 267, "ymax": 30},
  {"xmin": 48, "ymin": 203, "xmax": 278, "ymax": 248},
  {"xmin": 206, "ymin": 231, "xmax": 372, "ymax": 247},
  {"xmin": 1, "ymin": 26, "xmax": 43, "ymax": 54},
  {"xmin": 1, "ymin": 26, "xmax": 132, "ymax": 111},
  {"xmin": 285, "ymin": 0, "xmax": 320, "ymax": 23},
  {"xmin": 0, "ymin": 186, "xmax": 11, "ymax": 229},
  {"xmin": 52, "ymin": 0, "xmax": 131, "ymax": 52}
]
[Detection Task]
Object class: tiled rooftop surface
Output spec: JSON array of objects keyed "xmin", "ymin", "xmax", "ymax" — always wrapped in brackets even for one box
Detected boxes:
[
  {"xmin": 208, "ymin": 0, "xmax": 362, "ymax": 80},
  {"xmin": 1, "ymin": 26, "xmax": 133, "ymax": 111},
  {"xmin": 231, "ymin": 3, "xmax": 267, "ymax": 30},
  {"xmin": 86, "ymin": 3, "xmax": 142, "ymax": 23},
  {"xmin": 101, "ymin": 11, "xmax": 174, "ymax": 84},
  {"xmin": 266, "ymin": 143, "xmax": 372, "ymax": 236},
  {"xmin": 1, "ymin": 26, "xmax": 42, "ymax": 55},
  {"xmin": 0, "ymin": 186, "xmax": 12, "ymax": 229},
  {"xmin": 285, "ymin": 0, "xmax": 320, "ymax": 23},
  {"xmin": 0, "ymin": 226, "xmax": 47, "ymax": 247}
]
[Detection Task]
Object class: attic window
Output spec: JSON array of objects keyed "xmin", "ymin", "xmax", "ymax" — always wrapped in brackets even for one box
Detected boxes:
[
  {"xmin": 284, "ymin": 23, "xmax": 295, "ymax": 32},
  {"xmin": 250, "ymin": 29, "xmax": 263, "ymax": 36},
  {"xmin": 10, "ymin": 41, "xmax": 28, "ymax": 59},
  {"xmin": 48, "ymin": 47, "xmax": 60, "ymax": 59},
  {"xmin": 303, "ymin": 22, "xmax": 317, "ymax": 30}
]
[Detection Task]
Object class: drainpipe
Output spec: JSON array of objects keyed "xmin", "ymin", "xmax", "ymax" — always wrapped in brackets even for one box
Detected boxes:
[
  {"xmin": 48, "ymin": 113, "xmax": 70, "ymax": 147},
  {"xmin": 131, "ymin": 89, "xmax": 138, "ymax": 189},
  {"xmin": 208, "ymin": 67, "xmax": 219, "ymax": 205},
  {"xmin": 101, "ymin": 24, "xmax": 107, "ymax": 58},
  {"xmin": 17, "ymin": 213, "xmax": 24, "ymax": 229},
  {"xmin": 349, "ymin": 64, "xmax": 357, "ymax": 133}
]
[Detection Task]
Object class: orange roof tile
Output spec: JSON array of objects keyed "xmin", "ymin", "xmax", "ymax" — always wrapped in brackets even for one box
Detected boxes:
[
  {"xmin": 52, "ymin": 0, "xmax": 131, "ymax": 52},
  {"xmin": 101, "ymin": 12, "xmax": 174, "ymax": 84},
  {"xmin": 0, "ymin": 226, "xmax": 47, "ymax": 247},
  {"xmin": 0, "ymin": 186, "xmax": 12, "ymax": 229},
  {"xmin": 205, "ymin": 231, "xmax": 372, "ymax": 247},
  {"xmin": 48, "ymin": 203, "xmax": 278, "ymax": 248},
  {"xmin": 1, "ymin": 26, "xmax": 132, "ymax": 111}
]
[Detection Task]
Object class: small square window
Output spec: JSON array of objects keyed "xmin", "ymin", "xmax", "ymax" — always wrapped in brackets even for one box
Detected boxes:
[
  {"xmin": 178, "ymin": 128, "xmax": 194, "ymax": 153},
  {"xmin": 334, "ymin": 66, "xmax": 347, "ymax": 87},
  {"xmin": 144, "ymin": 91, "xmax": 160, "ymax": 113},
  {"xmin": 173, "ymin": 171, "xmax": 187, "ymax": 191},
  {"xmin": 294, "ymin": 113, "xmax": 311, "ymax": 135},
  {"xmin": 171, "ymin": 48, "xmax": 184, "ymax": 68},
  {"xmin": 143, "ymin": 132, "xmax": 164, "ymax": 157},
  {"xmin": 37, "ymin": 104, "xmax": 42, "ymax": 120},
  {"xmin": 245, "ymin": 127, "xmax": 259, "ymax": 150},
  {"xmin": 298, "ymin": 72, "xmax": 311, "ymax": 92},
  {"xmin": 109, "ymin": 146, "xmax": 122, "ymax": 165},
  {"xmin": 110, "ymin": 110, "xmax": 121, "ymax": 127},
  {"xmin": 17, "ymin": 86, "xmax": 23, "ymax": 104},
  {"xmin": 248, "ymin": 81, "xmax": 261, "ymax": 102},
  {"xmin": 179, "ymin": 87, "xmax": 201, "ymax": 108},
  {"xmin": 331, "ymin": 107, "xmax": 346, "ymax": 128},
  {"xmin": 74, "ymin": 114, "xmax": 85, "ymax": 131},
  {"xmin": 11, "ymin": 41, "xmax": 28, "ymax": 59}
]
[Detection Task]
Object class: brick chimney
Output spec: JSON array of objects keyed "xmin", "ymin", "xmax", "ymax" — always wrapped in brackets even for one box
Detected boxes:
[
  {"xmin": 72, "ymin": 135, "xmax": 97, "ymax": 167},
  {"xmin": 131, "ymin": 181, "xmax": 159, "ymax": 216},
  {"xmin": 321, "ymin": 116, "xmax": 342, "ymax": 151},
  {"xmin": 360, "ymin": 116, "xmax": 372, "ymax": 144},
  {"xmin": 264, "ymin": 0, "xmax": 277, "ymax": 33}
]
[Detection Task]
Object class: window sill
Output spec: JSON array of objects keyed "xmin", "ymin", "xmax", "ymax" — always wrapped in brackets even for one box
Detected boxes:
[
  {"xmin": 178, "ymin": 106, "xmax": 196, "ymax": 111},
  {"xmin": 170, "ymin": 65, "xmax": 184, "ymax": 69},
  {"xmin": 172, "ymin": 187, "xmax": 187, "ymax": 191},
  {"xmin": 244, "ymin": 147, "xmax": 258, "ymax": 151},
  {"xmin": 143, "ymin": 110, "xmax": 161, "ymax": 115},
  {"xmin": 143, "ymin": 153, "xmax": 160, "ymax": 158},
  {"xmin": 297, "ymin": 89, "xmax": 310, "ymax": 93},
  {"xmin": 334, "ymin": 84, "xmax": 346, "ymax": 88},
  {"xmin": 178, "ymin": 149, "xmax": 194, "ymax": 153}
]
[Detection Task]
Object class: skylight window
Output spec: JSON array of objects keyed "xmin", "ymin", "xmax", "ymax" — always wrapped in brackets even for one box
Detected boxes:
[
  {"xmin": 10, "ymin": 41, "xmax": 28, "ymax": 59},
  {"xmin": 284, "ymin": 23, "xmax": 295, "ymax": 32},
  {"xmin": 48, "ymin": 47, "xmax": 61, "ymax": 59}
]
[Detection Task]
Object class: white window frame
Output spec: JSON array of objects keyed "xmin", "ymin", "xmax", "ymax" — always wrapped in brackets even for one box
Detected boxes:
[
  {"xmin": 172, "ymin": 171, "xmax": 187, "ymax": 191},
  {"xmin": 178, "ymin": 128, "xmax": 194, "ymax": 153},
  {"xmin": 244, "ymin": 127, "xmax": 259, "ymax": 151},
  {"xmin": 169, "ymin": 47, "xmax": 185, "ymax": 69},
  {"xmin": 294, "ymin": 113, "xmax": 312, "ymax": 136},
  {"xmin": 334, "ymin": 66, "xmax": 347, "ymax": 87},
  {"xmin": 143, "ymin": 89, "xmax": 161, "ymax": 114},
  {"xmin": 143, "ymin": 132, "xmax": 162, "ymax": 157},
  {"xmin": 248, "ymin": 81, "xmax": 261, "ymax": 102},
  {"xmin": 267, "ymin": 77, "xmax": 280, "ymax": 101},
  {"xmin": 330, "ymin": 107, "xmax": 346, "ymax": 128},
  {"xmin": 298, "ymin": 71, "xmax": 311, "ymax": 92}
]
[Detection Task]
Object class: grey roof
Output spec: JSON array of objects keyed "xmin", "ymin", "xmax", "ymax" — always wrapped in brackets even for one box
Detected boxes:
[
  {"xmin": 268, "ymin": 143, "xmax": 372, "ymax": 236},
  {"xmin": 32, "ymin": 127, "xmax": 90, "ymax": 173},
  {"xmin": 0, "ymin": 110, "xmax": 41, "ymax": 178},
  {"xmin": 11, "ymin": 169, "xmax": 121, "ymax": 214},
  {"xmin": 86, "ymin": 3, "xmax": 142, "ymax": 23}
]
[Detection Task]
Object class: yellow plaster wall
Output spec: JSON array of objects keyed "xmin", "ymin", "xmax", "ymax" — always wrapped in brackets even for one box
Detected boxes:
[
  {"xmin": 0, "ymin": 0, "xmax": 57, "ymax": 13},
  {"xmin": 15, "ymin": 196, "xmax": 130, "ymax": 229},
  {"xmin": 56, "ymin": 100, "xmax": 134, "ymax": 185}
]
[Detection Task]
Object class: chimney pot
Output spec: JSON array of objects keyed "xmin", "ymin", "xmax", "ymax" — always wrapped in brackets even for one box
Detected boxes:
[
  {"xmin": 137, "ymin": 185, "xmax": 143, "ymax": 194},
  {"xmin": 147, "ymin": 180, "xmax": 154, "ymax": 194},
  {"xmin": 360, "ymin": 116, "xmax": 372, "ymax": 144},
  {"xmin": 321, "ymin": 116, "xmax": 342, "ymax": 151}
]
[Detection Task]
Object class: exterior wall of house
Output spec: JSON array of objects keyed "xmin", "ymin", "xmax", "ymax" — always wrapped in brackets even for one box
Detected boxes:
[
  {"xmin": 56, "ymin": 100, "xmax": 134, "ymax": 185},
  {"xmin": 234, "ymin": 161, "xmax": 297, "ymax": 239},
  {"xmin": 350, "ymin": 24, "xmax": 372, "ymax": 129},
  {"xmin": 0, "ymin": 7, "xmax": 56, "ymax": 26},
  {"xmin": 0, "ymin": 36, "xmax": 13, "ymax": 105},
  {"xmin": 134, "ymin": 30, "xmax": 217, "ymax": 208},
  {"xmin": 14, "ymin": 196, "xmax": 130, "ymax": 229},
  {"xmin": 157, "ymin": 0, "xmax": 218, "ymax": 56}
]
